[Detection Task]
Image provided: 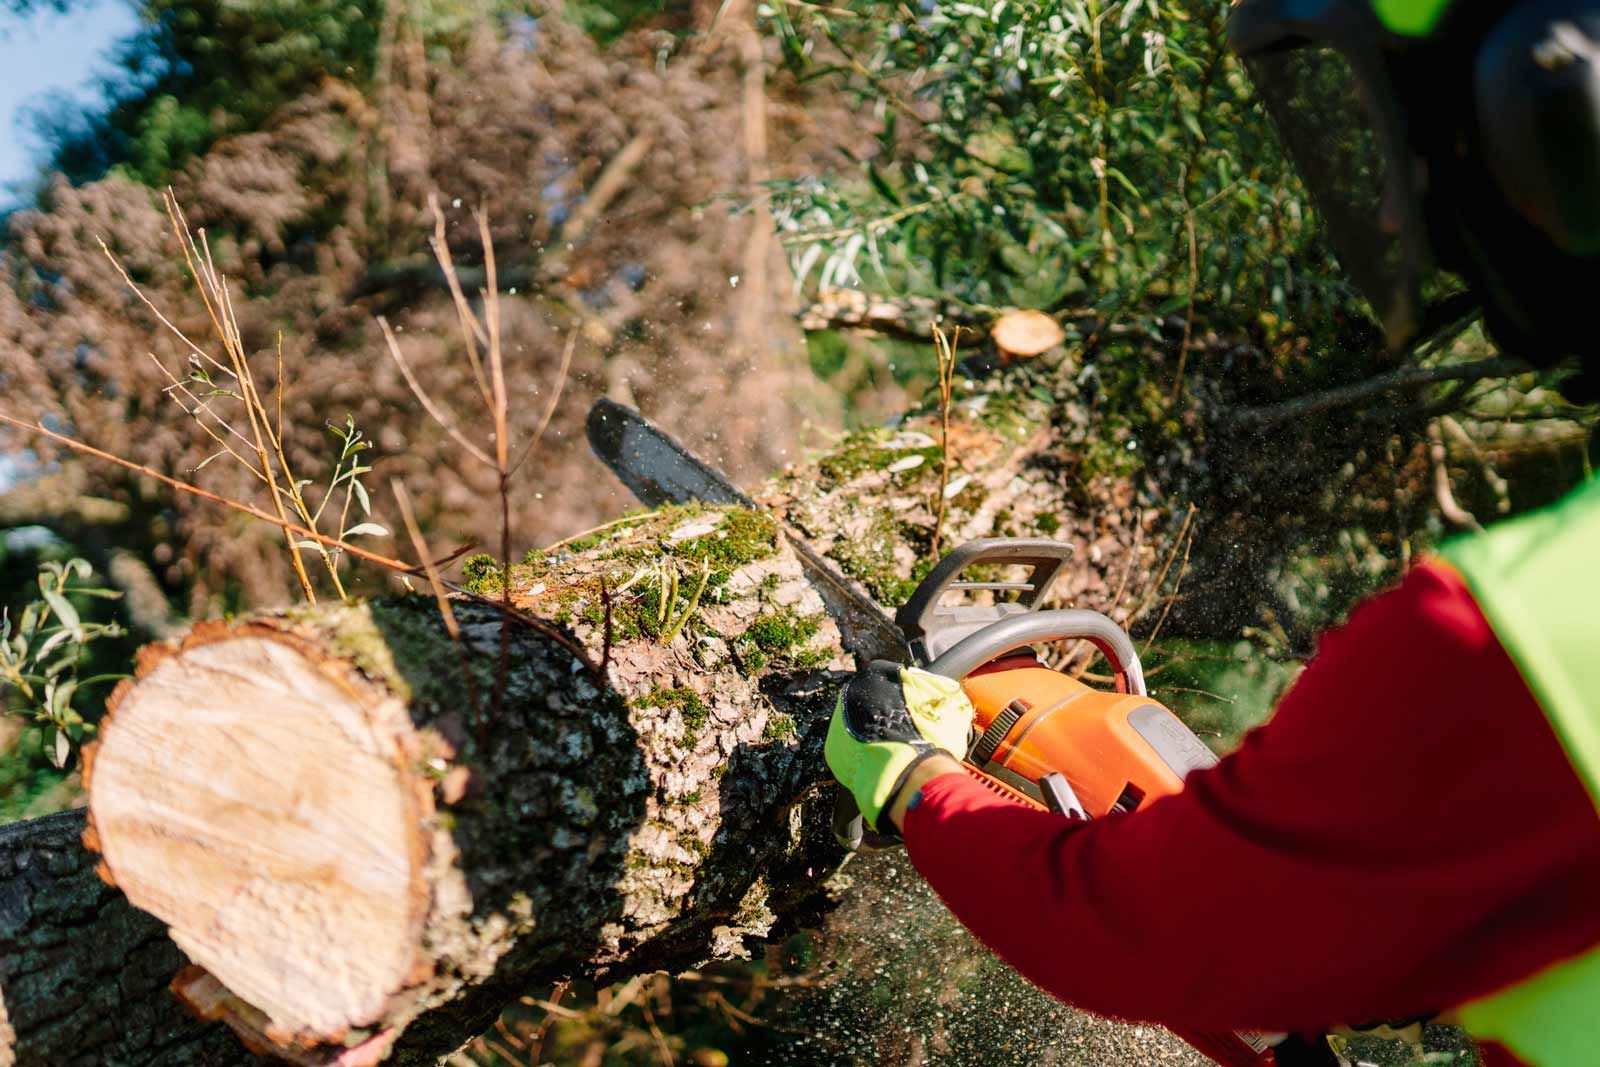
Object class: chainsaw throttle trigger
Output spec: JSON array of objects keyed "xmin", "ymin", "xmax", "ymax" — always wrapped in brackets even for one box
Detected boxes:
[
  {"xmin": 1037, "ymin": 773, "xmax": 1088, "ymax": 820},
  {"xmin": 896, "ymin": 538, "xmax": 1073, "ymax": 665}
]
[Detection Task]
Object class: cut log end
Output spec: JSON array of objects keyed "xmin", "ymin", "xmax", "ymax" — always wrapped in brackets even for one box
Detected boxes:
[
  {"xmin": 85, "ymin": 624, "xmax": 433, "ymax": 1050},
  {"xmin": 991, "ymin": 309, "xmax": 1066, "ymax": 361}
]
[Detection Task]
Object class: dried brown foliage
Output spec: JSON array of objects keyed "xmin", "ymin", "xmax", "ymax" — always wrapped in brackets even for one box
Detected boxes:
[{"xmin": 0, "ymin": 6, "xmax": 857, "ymax": 615}]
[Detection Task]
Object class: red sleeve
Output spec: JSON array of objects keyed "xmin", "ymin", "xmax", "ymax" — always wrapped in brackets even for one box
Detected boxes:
[{"xmin": 903, "ymin": 561, "xmax": 1600, "ymax": 1035}]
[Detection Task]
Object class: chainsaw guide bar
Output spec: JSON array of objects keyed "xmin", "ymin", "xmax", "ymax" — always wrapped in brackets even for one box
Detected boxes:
[{"xmin": 585, "ymin": 398, "xmax": 911, "ymax": 665}]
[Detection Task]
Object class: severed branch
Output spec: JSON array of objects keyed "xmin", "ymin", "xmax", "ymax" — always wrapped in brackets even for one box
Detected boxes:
[
  {"xmin": 798, "ymin": 290, "xmax": 988, "ymax": 342},
  {"xmin": 1229, "ymin": 357, "xmax": 1529, "ymax": 430}
]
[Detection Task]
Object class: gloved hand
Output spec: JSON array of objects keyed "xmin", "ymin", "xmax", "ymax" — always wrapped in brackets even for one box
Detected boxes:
[{"xmin": 825, "ymin": 661, "xmax": 975, "ymax": 834}]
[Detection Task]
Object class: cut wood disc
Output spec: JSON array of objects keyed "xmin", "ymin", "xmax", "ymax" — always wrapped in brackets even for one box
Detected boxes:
[
  {"xmin": 85, "ymin": 625, "xmax": 431, "ymax": 1047},
  {"xmin": 991, "ymin": 309, "xmax": 1066, "ymax": 360}
]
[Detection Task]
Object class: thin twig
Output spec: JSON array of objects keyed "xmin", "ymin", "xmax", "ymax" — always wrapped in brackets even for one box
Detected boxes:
[
  {"xmin": 276, "ymin": 333, "xmax": 286, "ymax": 453},
  {"xmin": 473, "ymin": 207, "xmax": 514, "ymax": 734},
  {"xmin": 428, "ymin": 194, "xmax": 493, "ymax": 403},
  {"xmin": 641, "ymin": 993, "xmax": 676, "ymax": 1067},
  {"xmin": 0, "ymin": 413, "xmax": 409, "ymax": 572},
  {"xmin": 145, "ymin": 353, "xmax": 265, "ymax": 477},
  {"xmin": 200, "ymin": 242, "xmax": 322, "ymax": 600},
  {"xmin": 510, "ymin": 330, "xmax": 578, "ymax": 476},
  {"xmin": 392, "ymin": 481, "xmax": 461, "ymax": 640},
  {"xmin": 136, "ymin": 193, "xmax": 353, "ymax": 597},
  {"xmin": 378, "ymin": 317, "xmax": 495, "ymax": 467},
  {"xmin": 393, "ymin": 479, "xmax": 481, "ymax": 723},
  {"xmin": 541, "ymin": 512, "xmax": 655, "ymax": 553},
  {"xmin": 599, "ymin": 575, "xmax": 614, "ymax": 675},
  {"xmin": 1428, "ymin": 420, "xmax": 1482, "ymax": 531},
  {"xmin": 930, "ymin": 325, "xmax": 960, "ymax": 558},
  {"xmin": 1107, "ymin": 509, "xmax": 1148, "ymax": 617},
  {"xmin": 1138, "ymin": 527, "xmax": 1193, "ymax": 656},
  {"xmin": 1130, "ymin": 504, "xmax": 1196, "ymax": 629},
  {"xmin": 560, "ymin": 133, "xmax": 656, "ymax": 245},
  {"xmin": 1170, "ymin": 202, "xmax": 1198, "ymax": 406},
  {"xmin": 0, "ymin": 419, "xmax": 599, "ymax": 671},
  {"xmin": 1, "ymin": 425, "xmax": 601, "ymax": 675},
  {"xmin": 98, "ymin": 244, "xmax": 229, "ymax": 378}
]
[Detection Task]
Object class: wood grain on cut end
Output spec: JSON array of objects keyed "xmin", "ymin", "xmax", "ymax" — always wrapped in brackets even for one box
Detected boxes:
[{"xmin": 86, "ymin": 627, "xmax": 432, "ymax": 1048}]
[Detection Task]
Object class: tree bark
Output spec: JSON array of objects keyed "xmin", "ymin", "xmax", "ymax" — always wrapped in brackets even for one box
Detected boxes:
[
  {"xmin": 0, "ymin": 808, "xmax": 267, "ymax": 1066},
  {"xmin": 15, "ymin": 367, "xmax": 1187, "ymax": 1066}
]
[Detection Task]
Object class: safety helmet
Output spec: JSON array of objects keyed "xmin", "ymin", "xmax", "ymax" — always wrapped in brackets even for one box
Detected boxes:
[{"xmin": 1229, "ymin": 0, "xmax": 1600, "ymax": 399}]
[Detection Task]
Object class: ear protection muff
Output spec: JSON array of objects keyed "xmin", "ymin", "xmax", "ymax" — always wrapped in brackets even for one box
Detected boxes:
[
  {"xmin": 1476, "ymin": 0, "xmax": 1600, "ymax": 255},
  {"xmin": 1423, "ymin": 0, "xmax": 1600, "ymax": 399},
  {"xmin": 1230, "ymin": 0, "xmax": 1600, "ymax": 398}
]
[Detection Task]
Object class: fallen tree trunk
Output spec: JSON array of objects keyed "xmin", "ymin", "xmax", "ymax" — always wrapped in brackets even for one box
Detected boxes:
[
  {"xmin": 0, "ymin": 808, "xmax": 266, "ymax": 1066},
  {"xmin": 19, "ymin": 367, "xmax": 1187, "ymax": 1065}
]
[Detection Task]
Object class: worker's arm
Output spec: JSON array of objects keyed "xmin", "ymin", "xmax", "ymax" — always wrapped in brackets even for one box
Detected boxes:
[{"xmin": 898, "ymin": 562, "xmax": 1600, "ymax": 1035}]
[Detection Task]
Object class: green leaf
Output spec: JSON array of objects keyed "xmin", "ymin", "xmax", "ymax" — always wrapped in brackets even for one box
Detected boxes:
[
  {"xmin": 41, "ymin": 589, "xmax": 79, "ymax": 632},
  {"xmin": 342, "ymin": 522, "xmax": 389, "ymax": 539},
  {"xmin": 51, "ymin": 679, "xmax": 78, "ymax": 718},
  {"xmin": 867, "ymin": 162, "xmax": 901, "ymax": 206},
  {"xmin": 50, "ymin": 729, "xmax": 70, "ymax": 770},
  {"xmin": 353, "ymin": 480, "xmax": 371, "ymax": 516}
]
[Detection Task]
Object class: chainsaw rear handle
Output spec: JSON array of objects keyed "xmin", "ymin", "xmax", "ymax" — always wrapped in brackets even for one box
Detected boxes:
[{"xmin": 926, "ymin": 609, "xmax": 1149, "ymax": 697}]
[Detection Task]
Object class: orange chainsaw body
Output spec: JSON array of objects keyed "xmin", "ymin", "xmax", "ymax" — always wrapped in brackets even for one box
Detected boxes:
[{"xmin": 959, "ymin": 653, "xmax": 1192, "ymax": 815}]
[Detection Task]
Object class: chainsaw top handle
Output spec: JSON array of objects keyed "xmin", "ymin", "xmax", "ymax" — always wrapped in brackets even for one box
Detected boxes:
[
  {"xmin": 896, "ymin": 537, "xmax": 1073, "ymax": 663},
  {"xmin": 895, "ymin": 537, "xmax": 1146, "ymax": 694}
]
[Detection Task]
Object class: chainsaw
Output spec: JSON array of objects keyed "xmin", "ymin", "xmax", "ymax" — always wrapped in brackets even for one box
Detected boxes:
[{"xmin": 586, "ymin": 398, "xmax": 1342, "ymax": 1067}]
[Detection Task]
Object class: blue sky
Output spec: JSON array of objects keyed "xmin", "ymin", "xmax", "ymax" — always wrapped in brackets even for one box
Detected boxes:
[{"xmin": 0, "ymin": 0, "xmax": 141, "ymax": 198}]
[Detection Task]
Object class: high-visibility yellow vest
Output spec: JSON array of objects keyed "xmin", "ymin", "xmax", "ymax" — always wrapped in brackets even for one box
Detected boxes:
[{"xmin": 1438, "ymin": 474, "xmax": 1600, "ymax": 1065}]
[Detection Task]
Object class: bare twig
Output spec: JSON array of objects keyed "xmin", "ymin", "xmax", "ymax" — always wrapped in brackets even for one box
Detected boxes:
[
  {"xmin": 156, "ymin": 197, "xmax": 322, "ymax": 601},
  {"xmin": 0, "ymin": 411, "xmax": 597, "ymax": 670},
  {"xmin": 599, "ymin": 575, "xmax": 615, "ymax": 675},
  {"xmin": 542, "ymin": 512, "xmax": 656, "ymax": 553},
  {"xmin": 1131, "ymin": 504, "xmax": 1196, "ymax": 630},
  {"xmin": 378, "ymin": 317, "xmax": 495, "ymax": 467},
  {"xmin": 640, "ymin": 978, "xmax": 676, "ymax": 1067},
  {"xmin": 392, "ymin": 480, "xmax": 462, "ymax": 640},
  {"xmin": 1170, "ymin": 202, "xmax": 1198, "ymax": 406},
  {"xmin": 1428, "ymin": 420, "xmax": 1483, "ymax": 531},
  {"xmin": 473, "ymin": 206, "xmax": 515, "ymax": 731},
  {"xmin": 145, "ymin": 353, "xmax": 266, "ymax": 477},
  {"xmin": 1107, "ymin": 509, "xmax": 1148, "ymax": 618},
  {"xmin": 276, "ymin": 334, "xmax": 286, "ymax": 452},
  {"xmin": 1138, "ymin": 525, "xmax": 1193, "ymax": 656},
  {"xmin": 394, "ymin": 479, "xmax": 481, "ymax": 724},
  {"xmin": 930, "ymin": 325, "xmax": 960, "ymax": 558},
  {"xmin": 428, "ymin": 195, "xmax": 493, "ymax": 403},
  {"xmin": 107, "ymin": 192, "xmax": 376, "ymax": 600},
  {"xmin": 510, "ymin": 330, "xmax": 578, "ymax": 477},
  {"xmin": 560, "ymin": 133, "xmax": 656, "ymax": 245},
  {"xmin": 1440, "ymin": 414, "xmax": 1511, "ymax": 515},
  {"xmin": 0, "ymin": 413, "xmax": 409, "ymax": 573}
]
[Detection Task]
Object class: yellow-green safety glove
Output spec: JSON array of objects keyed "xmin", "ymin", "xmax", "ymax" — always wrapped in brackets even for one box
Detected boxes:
[{"xmin": 825, "ymin": 660, "xmax": 975, "ymax": 834}]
